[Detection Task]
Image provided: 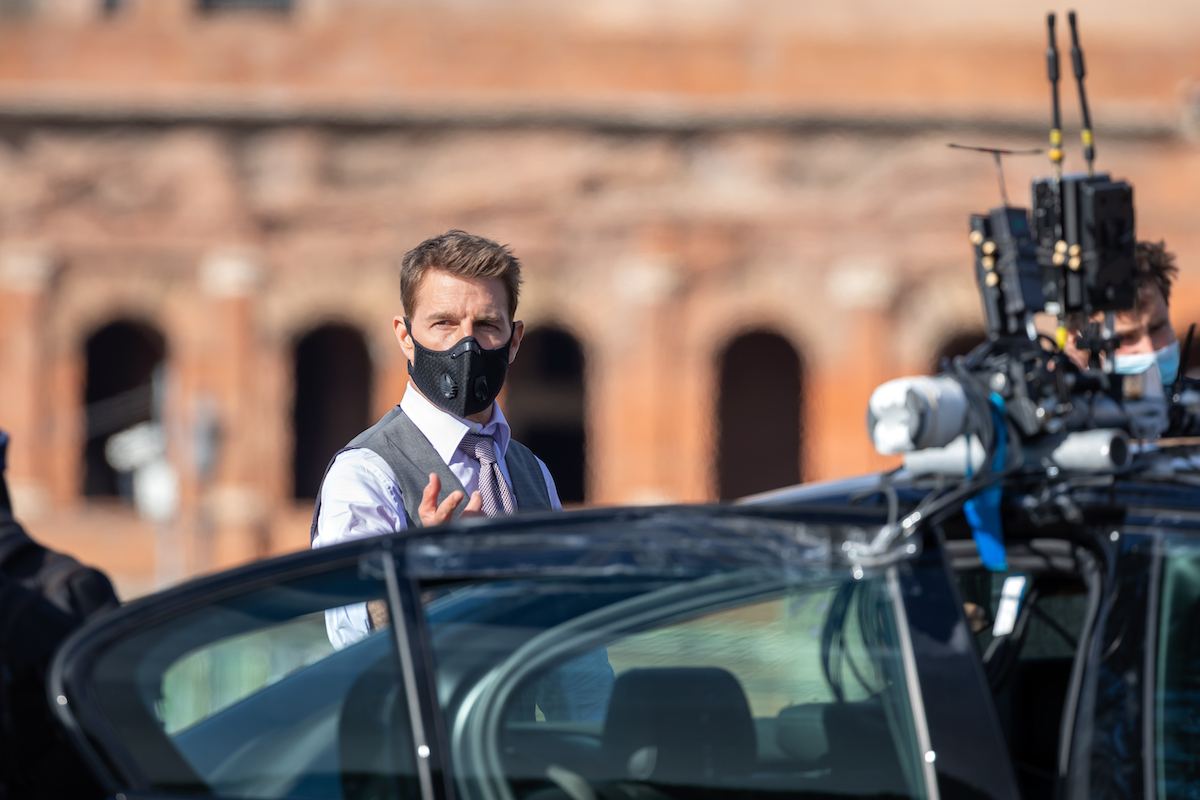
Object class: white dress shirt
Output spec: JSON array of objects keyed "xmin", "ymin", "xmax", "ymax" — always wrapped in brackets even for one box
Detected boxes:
[{"xmin": 316, "ymin": 383, "xmax": 561, "ymax": 647}]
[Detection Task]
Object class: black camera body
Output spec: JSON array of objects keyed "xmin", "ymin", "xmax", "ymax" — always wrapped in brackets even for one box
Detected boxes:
[
  {"xmin": 970, "ymin": 207, "xmax": 1045, "ymax": 337},
  {"xmin": 972, "ymin": 172, "xmax": 1136, "ymax": 345},
  {"xmin": 961, "ymin": 166, "xmax": 1160, "ymax": 446},
  {"xmin": 1031, "ymin": 172, "xmax": 1137, "ymax": 317}
]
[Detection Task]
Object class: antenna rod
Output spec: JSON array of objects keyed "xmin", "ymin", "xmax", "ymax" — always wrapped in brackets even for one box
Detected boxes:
[
  {"xmin": 947, "ymin": 144, "xmax": 1043, "ymax": 207},
  {"xmin": 1068, "ymin": 11, "xmax": 1095, "ymax": 176},
  {"xmin": 992, "ymin": 151, "xmax": 1009, "ymax": 207},
  {"xmin": 1046, "ymin": 13, "xmax": 1063, "ymax": 182}
]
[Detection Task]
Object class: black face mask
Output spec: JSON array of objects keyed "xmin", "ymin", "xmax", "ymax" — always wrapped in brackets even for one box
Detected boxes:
[{"xmin": 405, "ymin": 319, "xmax": 514, "ymax": 418}]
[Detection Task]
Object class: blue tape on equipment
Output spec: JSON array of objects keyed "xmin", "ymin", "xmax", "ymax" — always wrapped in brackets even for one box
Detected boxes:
[
  {"xmin": 964, "ymin": 395, "xmax": 1008, "ymax": 572},
  {"xmin": 0, "ymin": 429, "xmax": 8, "ymax": 473}
]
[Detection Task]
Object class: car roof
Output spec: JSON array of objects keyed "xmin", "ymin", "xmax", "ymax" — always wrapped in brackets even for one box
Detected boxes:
[{"xmin": 740, "ymin": 442, "xmax": 1200, "ymax": 519}]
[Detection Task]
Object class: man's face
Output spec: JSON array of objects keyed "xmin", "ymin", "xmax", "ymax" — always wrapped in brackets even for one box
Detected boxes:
[
  {"xmin": 1111, "ymin": 284, "xmax": 1175, "ymax": 356},
  {"xmin": 1065, "ymin": 284, "xmax": 1176, "ymax": 368},
  {"xmin": 394, "ymin": 268, "xmax": 523, "ymax": 364}
]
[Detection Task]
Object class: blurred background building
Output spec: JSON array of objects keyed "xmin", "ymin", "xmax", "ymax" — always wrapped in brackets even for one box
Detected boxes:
[{"xmin": 2, "ymin": 0, "xmax": 1200, "ymax": 596}]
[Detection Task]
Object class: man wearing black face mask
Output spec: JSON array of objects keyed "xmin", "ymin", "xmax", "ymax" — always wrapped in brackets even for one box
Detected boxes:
[
  {"xmin": 309, "ymin": 232, "xmax": 613, "ymax": 722},
  {"xmin": 312, "ymin": 229, "xmax": 560, "ymax": 569}
]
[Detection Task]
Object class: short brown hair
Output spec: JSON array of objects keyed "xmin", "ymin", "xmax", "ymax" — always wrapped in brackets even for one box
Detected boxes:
[{"xmin": 400, "ymin": 230, "xmax": 523, "ymax": 320}]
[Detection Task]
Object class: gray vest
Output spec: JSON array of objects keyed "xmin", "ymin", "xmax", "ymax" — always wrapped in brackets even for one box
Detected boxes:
[{"xmin": 310, "ymin": 406, "xmax": 552, "ymax": 542}]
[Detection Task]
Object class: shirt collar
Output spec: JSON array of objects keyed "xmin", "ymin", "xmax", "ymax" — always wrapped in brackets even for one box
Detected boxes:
[{"xmin": 400, "ymin": 382, "xmax": 511, "ymax": 464}]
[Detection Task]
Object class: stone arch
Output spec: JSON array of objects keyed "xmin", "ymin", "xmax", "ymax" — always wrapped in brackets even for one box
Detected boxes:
[
  {"xmin": 504, "ymin": 325, "xmax": 587, "ymax": 504},
  {"xmin": 292, "ymin": 323, "xmax": 374, "ymax": 500},
  {"xmin": 894, "ymin": 276, "xmax": 985, "ymax": 373},
  {"xmin": 82, "ymin": 319, "xmax": 167, "ymax": 498},
  {"xmin": 930, "ymin": 328, "xmax": 988, "ymax": 373},
  {"xmin": 715, "ymin": 330, "xmax": 804, "ymax": 500}
]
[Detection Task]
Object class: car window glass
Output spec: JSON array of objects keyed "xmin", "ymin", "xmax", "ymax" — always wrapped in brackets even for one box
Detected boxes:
[
  {"xmin": 80, "ymin": 560, "xmax": 417, "ymax": 800},
  {"xmin": 605, "ymin": 588, "xmax": 881, "ymax": 709},
  {"xmin": 159, "ymin": 610, "xmax": 338, "ymax": 734},
  {"xmin": 956, "ymin": 560, "xmax": 1089, "ymax": 800},
  {"xmin": 1019, "ymin": 592, "xmax": 1086, "ymax": 658},
  {"xmin": 1156, "ymin": 541, "xmax": 1200, "ymax": 799},
  {"xmin": 422, "ymin": 569, "xmax": 927, "ymax": 800},
  {"xmin": 957, "ymin": 570, "xmax": 1088, "ymax": 659}
]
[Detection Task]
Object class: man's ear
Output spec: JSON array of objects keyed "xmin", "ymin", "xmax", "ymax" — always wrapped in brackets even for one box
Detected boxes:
[
  {"xmin": 395, "ymin": 316, "xmax": 415, "ymax": 365},
  {"xmin": 508, "ymin": 320, "xmax": 525, "ymax": 364}
]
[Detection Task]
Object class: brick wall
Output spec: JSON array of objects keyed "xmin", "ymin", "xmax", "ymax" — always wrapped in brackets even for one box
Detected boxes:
[{"xmin": 1, "ymin": 0, "xmax": 1198, "ymax": 595}]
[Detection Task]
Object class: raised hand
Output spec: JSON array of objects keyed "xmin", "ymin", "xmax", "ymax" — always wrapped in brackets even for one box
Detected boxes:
[{"xmin": 417, "ymin": 472, "xmax": 483, "ymax": 527}]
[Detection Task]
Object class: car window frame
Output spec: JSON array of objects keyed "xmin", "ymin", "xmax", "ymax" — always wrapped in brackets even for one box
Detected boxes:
[
  {"xmin": 384, "ymin": 544, "xmax": 456, "ymax": 800},
  {"xmin": 892, "ymin": 527, "xmax": 1024, "ymax": 800},
  {"xmin": 49, "ymin": 502, "xmax": 1019, "ymax": 800},
  {"xmin": 398, "ymin": 505, "xmax": 909, "ymax": 800},
  {"xmin": 49, "ymin": 538, "xmax": 412, "ymax": 798},
  {"xmin": 397, "ymin": 504, "xmax": 1020, "ymax": 800},
  {"xmin": 1111, "ymin": 507, "xmax": 1200, "ymax": 800}
]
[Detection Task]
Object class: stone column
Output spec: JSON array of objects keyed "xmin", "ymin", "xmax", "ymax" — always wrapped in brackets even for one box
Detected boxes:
[
  {"xmin": 197, "ymin": 248, "xmax": 269, "ymax": 571},
  {"xmin": 0, "ymin": 244, "xmax": 59, "ymax": 520},
  {"xmin": 807, "ymin": 255, "xmax": 904, "ymax": 481},
  {"xmin": 593, "ymin": 245, "xmax": 687, "ymax": 505}
]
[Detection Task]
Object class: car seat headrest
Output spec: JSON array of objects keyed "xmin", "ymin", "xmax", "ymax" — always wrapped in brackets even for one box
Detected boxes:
[{"xmin": 601, "ymin": 667, "xmax": 756, "ymax": 785}]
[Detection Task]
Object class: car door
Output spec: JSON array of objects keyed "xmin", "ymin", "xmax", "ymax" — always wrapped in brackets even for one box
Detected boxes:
[
  {"xmin": 937, "ymin": 480, "xmax": 1200, "ymax": 800},
  {"xmin": 395, "ymin": 505, "xmax": 1020, "ymax": 800},
  {"xmin": 50, "ymin": 538, "xmax": 428, "ymax": 800},
  {"xmin": 1077, "ymin": 483, "xmax": 1200, "ymax": 800},
  {"xmin": 50, "ymin": 504, "xmax": 1020, "ymax": 800}
]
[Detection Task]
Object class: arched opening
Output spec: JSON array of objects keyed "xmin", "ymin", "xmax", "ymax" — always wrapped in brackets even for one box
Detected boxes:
[
  {"xmin": 83, "ymin": 320, "xmax": 167, "ymax": 498},
  {"xmin": 292, "ymin": 324, "xmax": 373, "ymax": 500},
  {"xmin": 932, "ymin": 329, "xmax": 988, "ymax": 373},
  {"xmin": 503, "ymin": 327, "xmax": 587, "ymax": 504},
  {"xmin": 717, "ymin": 331, "xmax": 803, "ymax": 500}
]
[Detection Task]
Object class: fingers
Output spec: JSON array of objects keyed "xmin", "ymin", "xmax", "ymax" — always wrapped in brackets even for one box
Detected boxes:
[
  {"xmin": 460, "ymin": 491, "xmax": 484, "ymax": 518},
  {"xmin": 419, "ymin": 473, "xmax": 464, "ymax": 527},
  {"xmin": 418, "ymin": 473, "xmax": 441, "ymax": 518},
  {"xmin": 416, "ymin": 474, "xmax": 485, "ymax": 527},
  {"xmin": 436, "ymin": 490, "xmax": 465, "ymax": 521}
]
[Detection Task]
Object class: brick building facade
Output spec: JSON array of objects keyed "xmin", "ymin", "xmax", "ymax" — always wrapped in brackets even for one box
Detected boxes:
[{"xmin": 2, "ymin": 0, "xmax": 1199, "ymax": 595}]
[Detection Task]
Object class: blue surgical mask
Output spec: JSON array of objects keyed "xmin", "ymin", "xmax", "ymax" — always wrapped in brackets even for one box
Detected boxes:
[{"xmin": 1113, "ymin": 339, "xmax": 1180, "ymax": 386}]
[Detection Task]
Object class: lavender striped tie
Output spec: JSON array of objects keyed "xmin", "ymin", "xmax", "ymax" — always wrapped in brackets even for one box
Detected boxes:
[{"xmin": 458, "ymin": 433, "xmax": 517, "ymax": 516}]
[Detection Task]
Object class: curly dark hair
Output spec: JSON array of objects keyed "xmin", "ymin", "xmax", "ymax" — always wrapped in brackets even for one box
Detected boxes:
[
  {"xmin": 1067, "ymin": 240, "xmax": 1177, "ymax": 330},
  {"xmin": 1134, "ymin": 239, "xmax": 1178, "ymax": 311}
]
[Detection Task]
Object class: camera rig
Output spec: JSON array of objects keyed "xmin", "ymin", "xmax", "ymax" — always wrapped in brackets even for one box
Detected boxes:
[{"xmin": 862, "ymin": 12, "xmax": 1200, "ymax": 569}]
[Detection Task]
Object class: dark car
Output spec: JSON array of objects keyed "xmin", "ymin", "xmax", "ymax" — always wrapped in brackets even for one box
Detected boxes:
[{"xmin": 41, "ymin": 455, "xmax": 1200, "ymax": 800}]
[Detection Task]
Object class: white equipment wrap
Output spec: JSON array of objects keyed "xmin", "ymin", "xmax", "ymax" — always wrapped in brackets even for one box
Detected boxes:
[{"xmin": 868, "ymin": 376, "xmax": 970, "ymax": 455}]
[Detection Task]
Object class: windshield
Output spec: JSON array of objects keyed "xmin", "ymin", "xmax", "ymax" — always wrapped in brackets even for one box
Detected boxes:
[{"xmin": 410, "ymin": 513, "xmax": 929, "ymax": 800}]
